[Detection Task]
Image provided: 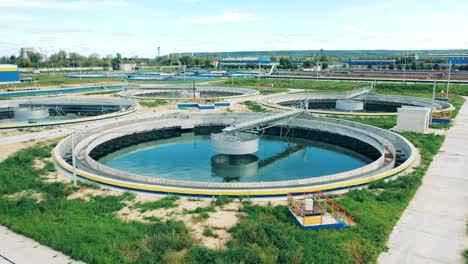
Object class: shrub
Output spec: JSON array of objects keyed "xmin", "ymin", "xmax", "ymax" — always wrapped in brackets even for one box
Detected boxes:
[
  {"xmin": 131, "ymin": 195, "xmax": 179, "ymax": 212},
  {"xmin": 202, "ymin": 228, "xmax": 218, "ymax": 238},
  {"xmin": 214, "ymin": 195, "xmax": 233, "ymax": 207}
]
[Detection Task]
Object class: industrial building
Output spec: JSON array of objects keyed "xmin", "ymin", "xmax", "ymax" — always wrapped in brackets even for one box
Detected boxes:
[
  {"xmin": 0, "ymin": 64, "xmax": 20, "ymax": 83},
  {"xmin": 447, "ymin": 56, "xmax": 468, "ymax": 65},
  {"xmin": 219, "ymin": 57, "xmax": 277, "ymax": 68},
  {"xmin": 19, "ymin": 47, "xmax": 37, "ymax": 59},
  {"xmin": 118, "ymin": 63, "xmax": 137, "ymax": 72},
  {"xmin": 344, "ymin": 59, "xmax": 397, "ymax": 67}
]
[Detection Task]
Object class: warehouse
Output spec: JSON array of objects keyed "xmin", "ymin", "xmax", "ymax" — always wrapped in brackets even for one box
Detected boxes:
[{"xmin": 0, "ymin": 64, "xmax": 20, "ymax": 83}]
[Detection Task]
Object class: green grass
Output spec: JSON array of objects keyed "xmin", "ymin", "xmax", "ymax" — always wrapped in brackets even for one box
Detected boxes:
[
  {"xmin": 199, "ymin": 212, "xmax": 210, "ymax": 220},
  {"xmin": 216, "ymin": 77, "xmax": 468, "ymax": 97},
  {"xmin": 0, "ymin": 144, "xmax": 193, "ymax": 264},
  {"xmin": 243, "ymin": 100, "xmax": 268, "ymax": 112},
  {"xmin": 139, "ymin": 100, "xmax": 167, "ymax": 108},
  {"xmin": 449, "ymin": 96, "xmax": 465, "ymax": 119},
  {"xmin": 0, "ymin": 74, "xmax": 119, "ymax": 90},
  {"xmin": 0, "ymin": 126, "xmax": 452, "ymax": 263},
  {"xmin": 218, "ymin": 77, "xmax": 366, "ymax": 92},
  {"xmin": 202, "ymin": 228, "xmax": 218, "ymax": 238},
  {"xmin": 338, "ymin": 116, "xmax": 397, "ymax": 130},
  {"xmin": 186, "ymin": 205, "xmax": 216, "ymax": 214},
  {"xmin": 130, "ymin": 195, "xmax": 180, "ymax": 213},
  {"xmin": 214, "ymin": 195, "xmax": 233, "ymax": 207},
  {"xmin": 83, "ymin": 90, "xmax": 120, "ymax": 95}
]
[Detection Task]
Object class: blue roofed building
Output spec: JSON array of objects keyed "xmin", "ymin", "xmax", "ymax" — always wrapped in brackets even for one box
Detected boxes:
[
  {"xmin": 447, "ymin": 57, "xmax": 468, "ymax": 65},
  {"xmin": 345, "ymin": 59, "xmax": 396, "ymax": 66},
  {"xmin": 0, "ymin": 64, "xmax": 20, "ymax": 83},
  {"xmin": 219, "ymin": 56, "xmax": 277, "ymax": 68}
]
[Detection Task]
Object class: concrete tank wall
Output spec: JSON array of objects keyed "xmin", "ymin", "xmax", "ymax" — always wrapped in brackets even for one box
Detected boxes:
[
  {"xmin": 336, "ymin": 100, "xmax": 364, "ymax": 111},
  {"xmin": 14, "ymin": 107, "xmax": 49, "ymax": 120},
  {"xmin": 211, "ymin": 132, "xmax": 259, "ymax": 155}
]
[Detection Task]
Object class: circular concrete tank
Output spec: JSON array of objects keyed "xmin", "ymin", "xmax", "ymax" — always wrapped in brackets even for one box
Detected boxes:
[
  {"xmin": 14, "ymin": 107, "xmax": 49, "ymax": 120},
  {"xmin": 53, "ymin": 113, "xmax": 418, "ymax": 196},
  {"xmin": 336, "ymin": 100, "xmax": 364, "ymax": 111}
]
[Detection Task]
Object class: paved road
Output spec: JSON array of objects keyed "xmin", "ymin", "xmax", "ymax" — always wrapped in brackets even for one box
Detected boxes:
[{"xmin": 378, "ymin": 98, "xmax": 468, "ymax": 264}]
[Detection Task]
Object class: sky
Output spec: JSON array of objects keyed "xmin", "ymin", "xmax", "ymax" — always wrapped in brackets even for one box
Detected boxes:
[{"xmin": 0, "ymin": 0, "xmax": 467, "ymax": 57}]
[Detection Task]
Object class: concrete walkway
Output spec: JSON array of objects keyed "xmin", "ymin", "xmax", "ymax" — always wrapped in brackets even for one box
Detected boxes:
[
  {"xmin": 0, "ymin": 226, "xmax": 84, "ymax": 264},
  {"xmin": 378, "ymin": 98, "xmax": 468, "ymax": 264}
]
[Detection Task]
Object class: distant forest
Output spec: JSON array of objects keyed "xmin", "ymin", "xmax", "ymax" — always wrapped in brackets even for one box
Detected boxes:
[{"xmin": 169, "ymin": 49, "xmax": 468, "ymax": 60}]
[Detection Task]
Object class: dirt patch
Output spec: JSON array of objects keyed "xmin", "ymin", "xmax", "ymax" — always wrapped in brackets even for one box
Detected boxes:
[
  {"xmin": 114, "ymin": 196, "xmax": 243, "ymax": 249},
  {"xmin": 0, "ymin": 141, "xmax": 39, "ymax": 163},
  {"xmin": 67, "ymin": 187, "xmax": 121, "ymax": 202},
  {"xmin": 6, "ymin": 190, "xmax": 45, "ymax": 202},
  {"xmin": 40, "ymin": 170, "xmax": 72, "ymax": 184},
  {"xmin": 33, "ymin": 159, "xmax": 46, "ymax": 169}
]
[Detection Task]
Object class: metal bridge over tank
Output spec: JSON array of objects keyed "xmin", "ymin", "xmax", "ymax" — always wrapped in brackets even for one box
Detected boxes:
[
  {"xmin": 211, "ymin": 109, "xmax": 304, "ymax": 155},
  {"xmin": 222, "ymin": 109, "xmax": 304, "ymax": 133}
]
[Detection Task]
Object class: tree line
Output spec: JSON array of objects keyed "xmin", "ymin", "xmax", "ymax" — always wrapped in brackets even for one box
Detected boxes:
[
  {"xmin": 0, "ymin": 51, "xmax": 216, "ymax": 69},
  {"xmin": 1, "ymin": 50, "xmax": 467, "ymax": 71}
]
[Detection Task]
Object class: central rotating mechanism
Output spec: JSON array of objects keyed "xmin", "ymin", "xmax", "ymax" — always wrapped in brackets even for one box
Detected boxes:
[{"xmin": 210, "ymin": 132, "xmax": 259, "ymax": 155}]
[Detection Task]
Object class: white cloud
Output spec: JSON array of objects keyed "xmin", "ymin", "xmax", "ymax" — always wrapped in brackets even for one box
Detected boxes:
[
  {"xmin": 0, "ymin": 0, "xmax": 128, "ymax": 10},
  {"xmin": 343, "ymin": 25, "xmax": 363, "ymax": 33},
  {"xmin": 0, "ymin": 12, "xmax": 36, "ymax": 21},
  {"xmin": 341, "ymin": 2, "xmax": 393, "ymax": 13},
  {"xmin": 183, "ymin": 11, "xmax": 264, "ymax": 24}
]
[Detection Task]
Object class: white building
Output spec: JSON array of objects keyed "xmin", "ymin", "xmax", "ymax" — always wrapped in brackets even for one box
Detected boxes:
[{"xmin": 19, "ymin": 47, "xmax": 37, "ymax": 59}]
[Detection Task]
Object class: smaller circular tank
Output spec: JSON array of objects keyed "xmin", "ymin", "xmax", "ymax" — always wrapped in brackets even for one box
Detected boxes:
[
  {"xmin": 336, "ymin": 100, "xmax": 364, "ymax": 111},
  {"xmin": 14, "ymin": 107, "xmax": 49, "ymax": 121},
  {"xmin": 211, "ymin": 132, "xmax": 259, "ymax": 155}
]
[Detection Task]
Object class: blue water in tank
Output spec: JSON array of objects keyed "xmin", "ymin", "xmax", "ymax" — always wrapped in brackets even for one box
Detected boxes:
[{"xmin": 100, "ymin": 133, "xmax": 370, "ymax": 183}]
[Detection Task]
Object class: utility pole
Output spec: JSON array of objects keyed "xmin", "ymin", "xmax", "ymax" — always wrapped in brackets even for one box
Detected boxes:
[
  {"xmin": 402, "ymin": 56, "xmax": 407, "ymax": 83},
  {"xmin": 71, "ymin": 132, "xmax": 77, "ymax": 188},
  {"xmin": 316, "ymin": 64, "xmax": 319, "ymax": 81},
  {"xmin": 192, "ymin": 80, "xmax": 196, "ymax": 101},
  {"xmin": 431, "ymin": 81, "xmax": 436, "ymax": 124},
  {"xmin": 258, "ymin": 62, "xmax": 261, "ymax": 80},
  {"xmin": 447, "ymin": 61, "xmax": 452, "ymax": 98},
  {"xmin": 79, "ymin": 61, "xmax": 82, "ymax": 84}
]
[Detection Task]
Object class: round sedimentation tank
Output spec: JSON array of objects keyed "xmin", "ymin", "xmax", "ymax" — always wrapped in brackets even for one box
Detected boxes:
[
  {"xmin": 53, "ymin": 112, "xmax": 417, "ymax": 197},
  {"xmin": 260, "ymin": 90, "xmax": 454, "ymax": 116},
  {"xmin": 335, "ymin": 100, "xmax": 364, "ymax": 111},
  {"xmin": 0, "ymin": 97, "xmax": 138, "ymax": 129},
  {"xmin": 14, "ymin": 107, "xmax": 49, "ymax": 121},
  {"xmin": 121, "ymin": 85, "xmax": 259, "ymax": 100}
]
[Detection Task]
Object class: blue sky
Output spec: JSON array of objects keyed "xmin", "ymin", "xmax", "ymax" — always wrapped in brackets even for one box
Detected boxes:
[{"xmin": 0, "ymin": 0, "xmax": 467, "ymax": 57}]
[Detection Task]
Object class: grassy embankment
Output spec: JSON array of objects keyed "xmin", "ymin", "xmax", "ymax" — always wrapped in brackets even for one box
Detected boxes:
[
  {"xmin": 243, "ymin": 100, "xmax": 268, "ymax": 112},
  {"xmin": 0, "ymin": 74, "xmax": 120, "ymax": 90},
  {"xmin": 139, "ymin": 100, "xmax": 168, "ymax": 108},
  {"xmin": 217, "ymin": 77, "xmax": 468, "ymax": 96}
]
